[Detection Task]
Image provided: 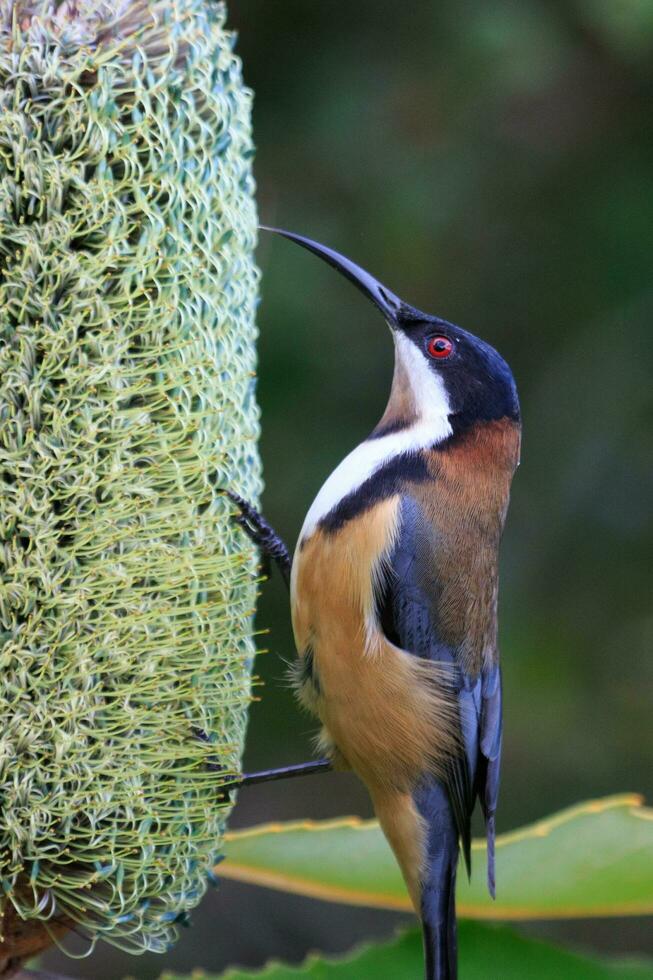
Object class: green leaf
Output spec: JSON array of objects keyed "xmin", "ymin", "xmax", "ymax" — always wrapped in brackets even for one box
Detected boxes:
[
  {"xmin": 155, "ymin": 924, "xmax": 653, "ymax": 979},
  {"xmin": 220, "ymin": 795, "xmax": 653, "ymax": 918}
]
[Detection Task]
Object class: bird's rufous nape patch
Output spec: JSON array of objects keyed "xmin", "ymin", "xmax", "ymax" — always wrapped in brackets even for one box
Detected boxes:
[{"xmin": 403, "ymin": 417, "xmax": 520, "ymax": 676}]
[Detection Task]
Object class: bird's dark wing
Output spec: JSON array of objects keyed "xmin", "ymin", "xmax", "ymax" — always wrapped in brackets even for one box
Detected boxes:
[
  {"xmin": 376, "ymin": 495, "xmax": 501, "ymax": 894},
  {"xmin": 476, "ymin": 661, "xmax": 502, "ymax": 897}
]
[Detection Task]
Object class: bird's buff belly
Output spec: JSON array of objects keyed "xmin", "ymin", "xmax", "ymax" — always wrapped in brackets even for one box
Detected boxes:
[{"xmin": 290, "ymin": 495, "xmax": 457, "ymax": 795}]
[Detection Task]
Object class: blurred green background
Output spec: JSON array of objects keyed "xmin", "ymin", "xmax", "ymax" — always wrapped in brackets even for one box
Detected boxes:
[{"xmin": 45, "ymin": 0, "xmax": 653, "ymax": 976}]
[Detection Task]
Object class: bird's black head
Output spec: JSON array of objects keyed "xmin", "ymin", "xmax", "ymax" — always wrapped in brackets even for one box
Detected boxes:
[
  {"xmin": 263, "ymin": 228, "xmax": 520, "ymax": 437},
  {"xmin": 391, "ymin": 307, "xmax": 520, "ymax": 432}
]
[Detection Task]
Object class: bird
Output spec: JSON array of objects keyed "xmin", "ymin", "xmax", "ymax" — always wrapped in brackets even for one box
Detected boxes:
[{"xmin": 227, "ymin": 227, "xmax": 521, "ymax": 980}]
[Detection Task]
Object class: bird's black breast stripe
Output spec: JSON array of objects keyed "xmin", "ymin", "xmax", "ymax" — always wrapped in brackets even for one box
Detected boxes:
[{"xmin": 319, "ymin": 450, "xmax": 431, "ymax": 533}]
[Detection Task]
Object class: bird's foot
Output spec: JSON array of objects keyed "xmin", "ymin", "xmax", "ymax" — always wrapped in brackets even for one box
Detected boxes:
[{"xmin": 223, "ymin": 490, "xmax": 291, "ymax": 586}]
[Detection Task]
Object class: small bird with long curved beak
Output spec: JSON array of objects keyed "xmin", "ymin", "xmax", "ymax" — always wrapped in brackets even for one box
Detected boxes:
[{"xmin": 229, "ymin": 228, "xmax": 521, "ymax": 980}]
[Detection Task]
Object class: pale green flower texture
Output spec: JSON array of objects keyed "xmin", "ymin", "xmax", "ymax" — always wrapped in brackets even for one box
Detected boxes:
[{"xmin": 0, "ymin": 0, "xmax": 260, "ymax": 957}]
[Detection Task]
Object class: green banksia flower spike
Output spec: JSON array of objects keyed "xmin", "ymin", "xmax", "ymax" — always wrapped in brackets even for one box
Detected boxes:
[{"xmin": 0, "ymin": 0, "xmax": 260, "ymax": 966}]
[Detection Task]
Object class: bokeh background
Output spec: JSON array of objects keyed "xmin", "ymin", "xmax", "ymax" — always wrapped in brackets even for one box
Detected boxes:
[{"xmin": 45, "ymin": 0, "xmax": 652, "ymax": 976}]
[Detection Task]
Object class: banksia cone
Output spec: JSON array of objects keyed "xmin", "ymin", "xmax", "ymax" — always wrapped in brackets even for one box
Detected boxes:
[{"xmin": 0, "ymin": 0, "xmax": 260, "ymax": 969}]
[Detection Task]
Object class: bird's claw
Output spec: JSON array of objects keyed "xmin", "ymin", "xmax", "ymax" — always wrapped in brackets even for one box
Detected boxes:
[{"xmin": 220, "ymin": 488, "xmax": 291, "ymax": 587}]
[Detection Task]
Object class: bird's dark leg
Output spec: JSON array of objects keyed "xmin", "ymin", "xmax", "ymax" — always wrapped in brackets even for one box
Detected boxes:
[
  {"xmin": 193, "ymin": 729, "xmax": 332, "ymax": 797},
  {"xmin": 223, "ymin": 490, "xmax": 291, "ymax": 588},
  {"xmin": 225, "ymin": 758, "xmax": 332, "ymax": 789}
]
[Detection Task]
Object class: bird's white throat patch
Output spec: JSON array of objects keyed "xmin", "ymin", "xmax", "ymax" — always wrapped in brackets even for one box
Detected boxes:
[
  {"xmin": 393, "ymin": 332, "xmax": 450, "ymax": 419},
  {"xmin": 300, "ymin": 332, "xmax": 452, "ymax": 537}
]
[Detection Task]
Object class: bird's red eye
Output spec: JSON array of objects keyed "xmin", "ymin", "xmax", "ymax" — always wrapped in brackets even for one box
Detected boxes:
[{"xmin": 427, "ymin": 336, "xmax": 454, "ymax": 359}]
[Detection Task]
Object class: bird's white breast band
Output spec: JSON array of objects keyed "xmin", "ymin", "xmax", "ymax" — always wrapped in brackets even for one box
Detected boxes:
[{"xmin": 300, "ymin": 333, "xmax": 452, "ymax": 537}]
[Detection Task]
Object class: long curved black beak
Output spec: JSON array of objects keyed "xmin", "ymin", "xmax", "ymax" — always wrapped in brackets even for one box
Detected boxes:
[{"xmin": 261, "ymin": 226, "xmax": 408, "ymax": 327}]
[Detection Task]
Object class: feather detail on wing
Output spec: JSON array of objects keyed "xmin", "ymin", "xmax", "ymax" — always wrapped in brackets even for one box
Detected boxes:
[
  {"xmin": 477, "ymin": 662, "xmax": 502, "ymax": 897},
  {"xmin": 374, "ymin": 494, "xmax": 503, "ymax": 896}
]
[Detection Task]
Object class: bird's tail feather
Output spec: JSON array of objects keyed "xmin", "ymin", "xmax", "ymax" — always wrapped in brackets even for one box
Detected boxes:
[
  {"xmin": 370, "ymin": 781, "xmax": 460, "ymax": 979},
  {"xmin": 486, "ymin": 811, "xmax": 496, "ymax": 899},
  {"xmin": 417, "ymin": 781, "xmax": 460, "ymax": 980}
]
